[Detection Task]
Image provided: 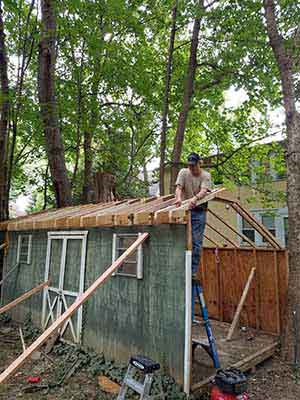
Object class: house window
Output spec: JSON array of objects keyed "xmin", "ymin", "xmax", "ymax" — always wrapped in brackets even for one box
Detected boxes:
[
  {"xmin": 261, "ymin": 215, "xmax": 276, "ymax": 242},
  {"xmin": 17, "ymin": 235, "xmax": 32, "ymax": 264},
  {"xmin": 112, "ymin": 233, "xmax": 143, "ymax": 279},
  {"xmin": 242, "ymin": 218, "xmax": 255, "ymax": 243}
]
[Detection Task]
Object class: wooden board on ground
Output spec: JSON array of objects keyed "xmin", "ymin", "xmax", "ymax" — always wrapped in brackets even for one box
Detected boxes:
[{"xmin": 191, "ymin": 319, "xmax": 279, "ymax": 393}]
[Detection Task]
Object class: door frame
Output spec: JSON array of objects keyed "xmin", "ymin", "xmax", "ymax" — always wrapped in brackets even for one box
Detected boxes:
[{"xmin": 42, "ymin": 231, "xmax": 88, "ymax": 343}]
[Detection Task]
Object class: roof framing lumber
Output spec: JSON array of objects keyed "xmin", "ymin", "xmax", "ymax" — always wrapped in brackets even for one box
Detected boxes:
[
  {"xmin": 231, "ymin": 202, "xmax": 282, "ymax": 249},
  {"xmin": 0, "ymin": 280, "xmax": 50, "ymax": 315},
  {"xmin": 208, "ymin": 208, "xmax": 256, "ymax": 248},
  {"xmin": 0, "ymin": 232, "xmax": 149, "ymax": 384},
  {"xmin": 206, "ymin": 222, "xmax": 239, "ymax": 248}
]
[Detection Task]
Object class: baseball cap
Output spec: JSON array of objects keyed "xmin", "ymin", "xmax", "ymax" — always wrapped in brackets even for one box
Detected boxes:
[{"xmin": 187, "ymin": 152, "xmax": 201, "ymax": 166}]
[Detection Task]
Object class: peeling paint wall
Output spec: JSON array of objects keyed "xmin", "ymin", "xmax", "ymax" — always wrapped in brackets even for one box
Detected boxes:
[{"xmin": 2, "ymin": 225, "xmax": 186, "ymax": 384}]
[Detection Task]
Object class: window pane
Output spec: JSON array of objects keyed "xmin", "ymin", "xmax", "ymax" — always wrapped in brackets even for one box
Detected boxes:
[
  {"xmin": 18, "ymin": 235, "xmax": 31, "ymax": 264},
  {"xmin": 262, "ymin": 215, "xmax": 275, "ymax": 229},
  {"xmin": 242, "ymin": 229, "xmax": 255, "ymax": 242},
  {"xmin": 242, "ymin": 218, "xmax": 253, "ymax": 229},
  {"xmin": 262, "ymin": 215, "xmax": 276, "ymax": 243},
  {"xmin": 116, "ymin": 234, "xmax": 138, "ymax": 276}
]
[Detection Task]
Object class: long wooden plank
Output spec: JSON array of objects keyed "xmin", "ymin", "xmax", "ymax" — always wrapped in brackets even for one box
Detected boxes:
[
  {"xmin": 206, "ymin": 222, "xmax": 238, "ymax": 248},
  {"xmin": 191, "ymin": 341, "xmax": 278, "ymax": 392},
  {"xmin": 226, "ymin": 267, "xmax": 256, "ymax": 341},
  {"xmin": 0, "ymin": 280, "xmax": 50, "ymax": 315},
  {"xmin": 0, "ymin": 232, "xmax": 149, "ymax": 384},
  {"xmin": 231, "ymin": 203, "xmax": 281, "ymax": 249}
]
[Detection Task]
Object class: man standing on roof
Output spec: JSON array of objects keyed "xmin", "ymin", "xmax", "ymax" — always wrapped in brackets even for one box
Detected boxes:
[{"xmin": 175, "ymin": 152, "xmax": 212, "ymax": 277}]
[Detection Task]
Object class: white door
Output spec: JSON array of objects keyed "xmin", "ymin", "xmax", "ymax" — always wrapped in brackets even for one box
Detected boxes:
[{"xmin": 42, "ymin": 231, "xmax": 88, "ymax": 343}]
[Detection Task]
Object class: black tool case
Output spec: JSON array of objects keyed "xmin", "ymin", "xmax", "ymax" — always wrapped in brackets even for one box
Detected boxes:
[{"xmin": 215, "ymin": 368, "xmax": 248, "ymax": 395}]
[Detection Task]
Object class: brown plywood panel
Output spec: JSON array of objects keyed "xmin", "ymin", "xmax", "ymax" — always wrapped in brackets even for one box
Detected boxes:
[
  {"xmin": 256, "ymin": 250, "xmax": 280, "ymax": 334},
  {"xmin": 199, "ymin": 249, "xmax": 219, "ymax": 319}
]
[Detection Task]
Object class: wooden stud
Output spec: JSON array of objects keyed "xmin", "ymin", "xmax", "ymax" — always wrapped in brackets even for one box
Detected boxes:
[
  {"xmin": 208, "ymin": 208, "xmax": 256, "ymax": 248},
  {"xmin": 206, "ymin": 222, "xmax": 239, "ymax": 248},
  {"xmin": 253, "ymin": 249, "xmax": 260, "ymax": 330},
  {"xmin": 231, "ymin": 203, "xmax": 282, "ymax": 249},
  {"xmin": 203, "ymin": 234, "xmax": 220, "ymax": 247},
  {"xmin": 273, "ymin": 251, "xmax": 281, "ymax": 334},
  {"xmin": 0, "ymin": 233, "xmax": 149, "ymax": 384},
  {"xmin": 226, "ymin": 267, "xmax": 256, "ymax": 341},
  {"xmin": 0, "ymin": 280, "xmax": 50, "ymax": 314}
]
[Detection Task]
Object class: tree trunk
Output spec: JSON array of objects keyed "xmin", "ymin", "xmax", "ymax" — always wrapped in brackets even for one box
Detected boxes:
[
  {"xmin": 0, "ymin": 4, "xmax": 10, "ymax": 221},
  {"xmin": 159, "ymin": 1, "xmax": 177, "ymax": 196},
  {"xmin": 264, "ymin": 0, "xmax": 300, "ymax": 363},
  {"xmin": 82, "ymin": 129, "xmax": 93, "ymax": 203},
  {"xmin": 38, "ymin": 0, "xmax": 72, "ymax": 208},
  {"xmin": 94, "ymin": 172, "xmax": 116, "ymax": 203},
  {"xmin": 169, "ymin": 0, "xmax": 204, "ymax": 192}
]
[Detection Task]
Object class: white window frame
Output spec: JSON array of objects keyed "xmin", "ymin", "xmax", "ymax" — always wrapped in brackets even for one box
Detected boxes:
[
  {"xmin": 17, "ymin": 234, "xmax": 32, "ymax": 264},
  {"xmin": 237, "ymin": 207, "xmax": 288, "ymax": 247},
  {"xmin": 112, "ymin": 233, "xmax": 143, "ymax": 279}
]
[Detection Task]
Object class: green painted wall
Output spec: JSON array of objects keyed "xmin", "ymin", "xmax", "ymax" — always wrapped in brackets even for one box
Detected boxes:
[{"xmin": 2, "ymin": 225, "xmax": 187, "ymax": 384}]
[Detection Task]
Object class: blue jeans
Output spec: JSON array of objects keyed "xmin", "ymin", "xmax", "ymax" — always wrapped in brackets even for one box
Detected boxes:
[{"xmin": 191, "ymin": 208, "xmax": 207, "ymax": 274}]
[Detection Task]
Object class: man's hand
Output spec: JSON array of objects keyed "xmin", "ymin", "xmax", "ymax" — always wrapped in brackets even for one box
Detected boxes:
[
  {"xmin": 189, "ymin": 196, "xmax": 198, "ymax": 209},
  {"xmin": 175, "ymin": 198, "xmax": 182, "ymax": 208}
]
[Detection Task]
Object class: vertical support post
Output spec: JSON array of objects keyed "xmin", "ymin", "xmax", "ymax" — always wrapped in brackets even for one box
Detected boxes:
[
  {"xmin": 184, "ymin": 249, "xmax": 192, "ymax": 396},
  {"xmin": 253, "ymin": 249, "xmax": 260, "ymax": 330},
  {"xmin": 184, "ymin": 210, "xmax": 192, "ymax": 396},
  {"xmin": 273, "ymin": 250, "xmax": 281, "ymax": 334}
]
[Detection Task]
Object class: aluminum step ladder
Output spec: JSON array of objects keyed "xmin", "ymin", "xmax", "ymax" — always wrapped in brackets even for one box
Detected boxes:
[
  {"xmin": 192, "ymin": 278, "xmax": 221, "ymax": 369},
  {"xmin": 117, "ymin": 355, "xmax": 165, "ymax": 400}
]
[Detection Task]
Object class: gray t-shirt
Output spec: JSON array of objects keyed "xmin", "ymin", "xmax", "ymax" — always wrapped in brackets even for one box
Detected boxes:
[{"xmin": 175, "ymin": 168, "xmax": 212, "ymax": 200}]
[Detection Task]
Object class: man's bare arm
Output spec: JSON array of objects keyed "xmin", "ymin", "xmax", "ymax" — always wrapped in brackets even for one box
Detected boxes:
[{"xmin": 175, "ymin": 185, "xmax": 183, "ymax": 207}]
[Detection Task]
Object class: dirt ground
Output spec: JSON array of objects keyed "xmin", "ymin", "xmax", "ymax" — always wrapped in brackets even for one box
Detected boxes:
[{"xmin": 1, "ymin": 320, "xmax": 300, "ymax": 399}]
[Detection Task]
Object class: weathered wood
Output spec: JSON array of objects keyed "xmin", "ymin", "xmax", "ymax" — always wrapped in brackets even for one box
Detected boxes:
[
  {"xmin": 0, "ymin": 242, "xmax": 7, "ymax": 250},
  {"xmin": 208, "ymin": 208, "xmax": 256, "ymax": 248},
  {"xmin": 206, "ymin": 222, "xmax": 239, "ymax": 248},
  {"xmin": 0, "ymin": 280, "xmax": 50, "ymax": 314},
  {"xmin": 203, "ymin": 234, "xmax": 220, "ymax": 247},
  {"xmin": 231, "ymin": 202, "xmax": 282, "ymax": 249},
  {"xmin": 191, "ymin": 341, "xmax": 278, "ymax": 392},
  {"xmin": 0, "ymin": 233, "xmax": 149, "ymax": 384},
  {"xmin": 226, "ymin": 268, "xmax": 256, "ymax": 341},
  {"xmin": 273, "ymin": 250, "xmax": 281, "ymax": 334}
]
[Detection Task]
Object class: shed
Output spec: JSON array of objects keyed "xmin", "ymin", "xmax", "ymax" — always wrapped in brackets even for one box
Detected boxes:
[{"xmin": 0, "ymin": 189, "xmax": 288, "ymax": 394}]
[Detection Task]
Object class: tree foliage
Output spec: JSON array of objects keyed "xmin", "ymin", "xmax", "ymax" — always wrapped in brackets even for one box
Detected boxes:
[{"xmin": 0, "ymin": 0, "xmax": 291, "ymax": 214}]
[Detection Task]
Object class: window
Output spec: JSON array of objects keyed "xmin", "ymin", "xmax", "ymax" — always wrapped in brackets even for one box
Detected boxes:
[
  {"xmin": 242, "ymin": 218, "xmax": 255, "ymax": 243},
  {"xmin": 112, "ymin": 233, "xmax": 143, "ymax": 279},
  {"xmin": 261, "ymin": 215, "xmax": 276, "ymax": 242},
  {"xmin": 17, "ymin": 235, "xmax": 32, "ymax": 264}
]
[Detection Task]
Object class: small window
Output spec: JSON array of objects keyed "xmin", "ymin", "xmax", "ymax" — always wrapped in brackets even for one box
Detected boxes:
[
  {"xmin": 112, "ymin": 233, "xmax": 143, "ymax": 279},
  {"xmin": 17, "ymin": 235, "xmax": 32, "ymax": 264},
  {"xmin": 262, "ymin": 215, "xmax": 276, "ymax": 242},
  {"xmin": 242, "ymin": 218, "xmax": 255, "ymax": 243}
]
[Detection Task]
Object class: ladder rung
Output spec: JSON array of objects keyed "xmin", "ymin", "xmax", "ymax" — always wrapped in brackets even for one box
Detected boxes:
[{"xmin": 124, "ymin": 377, "xmax": 144, "ymax": 394}]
